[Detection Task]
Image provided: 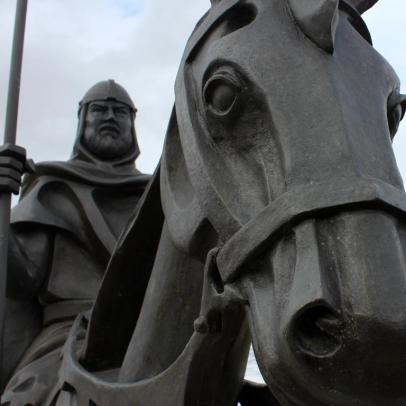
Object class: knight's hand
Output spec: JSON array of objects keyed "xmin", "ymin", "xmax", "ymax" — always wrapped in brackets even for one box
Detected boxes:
[{"xmin": 0, "ymin": 143, "xmax": 35, "ymax": 195}]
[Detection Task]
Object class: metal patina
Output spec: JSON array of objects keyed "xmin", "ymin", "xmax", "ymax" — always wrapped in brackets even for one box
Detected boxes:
[{"xmin": 2, "ymin": 0, "xmax": 406, "ymax": 405}]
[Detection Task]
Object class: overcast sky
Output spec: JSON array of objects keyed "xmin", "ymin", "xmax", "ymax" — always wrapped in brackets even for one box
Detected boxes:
[{"xmin": 1, "ymin": 0, "xmax": 406, "ymax": 179}]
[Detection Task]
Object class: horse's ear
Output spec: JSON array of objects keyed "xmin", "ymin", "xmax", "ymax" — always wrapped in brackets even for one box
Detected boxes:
[
  {"xmin": 288, "ymin": 0, "xmax": 339, "ymax": 53},
  {"xmin": 347, "ymin": 0, "xmax": 379, "ymax": 14}
]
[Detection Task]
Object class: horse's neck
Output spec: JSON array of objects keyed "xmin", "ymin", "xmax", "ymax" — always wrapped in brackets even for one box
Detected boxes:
[
  {"xmin": 118, "ymin": 223, "xmax": 205, "ymax": 383},
  {"xmin": 118, "ymin": 223, "xmax": 251, "ymax": 405}
]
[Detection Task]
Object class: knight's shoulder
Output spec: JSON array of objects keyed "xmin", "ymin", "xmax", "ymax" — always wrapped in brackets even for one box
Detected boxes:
[{"xmin": 19, "ymin": 161, "xmax": 70, "ymax": 195}]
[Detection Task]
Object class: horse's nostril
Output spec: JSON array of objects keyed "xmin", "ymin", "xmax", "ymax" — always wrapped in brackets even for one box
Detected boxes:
[{"xmin": 291, "ymin": 306, "xmax": 343, "ymax": 358}]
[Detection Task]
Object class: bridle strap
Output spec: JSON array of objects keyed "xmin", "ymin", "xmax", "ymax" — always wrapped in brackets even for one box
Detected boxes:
[{"xmin": 217, "ymin": 178, "xmax": 406, "ymax": 283}]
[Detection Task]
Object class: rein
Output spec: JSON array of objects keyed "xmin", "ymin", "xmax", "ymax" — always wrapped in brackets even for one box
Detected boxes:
[{"xmin": 217, "ymin": 178, "xmax": 406, "ymax": 283}]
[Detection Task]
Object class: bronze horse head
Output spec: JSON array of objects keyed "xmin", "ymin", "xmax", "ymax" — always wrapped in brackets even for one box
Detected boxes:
[
  {"xmin": 161, "ymin": 0, "xmax": 406, "ymax": 404},
  {"xmin": 55, "ymin": 1, "xmax": 406, "ymax": 405}
]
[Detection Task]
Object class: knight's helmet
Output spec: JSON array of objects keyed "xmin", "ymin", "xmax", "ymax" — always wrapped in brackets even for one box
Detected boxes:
[
  {"xmin": 74, "ymin": 79, "xmax": 140, "ymax": 162},
  {"xmin": 79, "ymin": 80, "xmax": 137, "ymax": 112}
]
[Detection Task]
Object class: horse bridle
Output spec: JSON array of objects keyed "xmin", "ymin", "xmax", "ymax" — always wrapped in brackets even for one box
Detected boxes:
[
  {"xmin": 217, "ymin": 177, "xmax": 406, "ymax": 283},
  {"xmin": 180, "ymin": 0, "xmax": 393, "ymax": 283}
]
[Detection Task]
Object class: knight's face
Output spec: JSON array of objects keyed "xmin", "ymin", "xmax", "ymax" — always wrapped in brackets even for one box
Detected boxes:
[{"xmin": 83, "ymin": 99, "xmax": 134, "ymax": 160}]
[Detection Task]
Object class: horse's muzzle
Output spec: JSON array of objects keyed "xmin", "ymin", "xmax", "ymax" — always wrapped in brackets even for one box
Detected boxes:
[
  {"xmin": 245, "ymin": 206, "xmax": 406, "ymax": 405},
  {"xmin": 281, "ymin": 209, "xmax": 406, "ymax": 405}
]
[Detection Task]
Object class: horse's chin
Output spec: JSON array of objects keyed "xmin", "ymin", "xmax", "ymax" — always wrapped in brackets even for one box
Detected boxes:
[{"xmin": 243, "ymin": 210, "xmax": 406, "ymax": 406}]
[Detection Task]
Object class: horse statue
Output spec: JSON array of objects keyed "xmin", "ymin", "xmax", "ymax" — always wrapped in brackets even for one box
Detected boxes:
[{"xmin": 5, "ymin": 0, "xmax": 406, "ymax": 404}]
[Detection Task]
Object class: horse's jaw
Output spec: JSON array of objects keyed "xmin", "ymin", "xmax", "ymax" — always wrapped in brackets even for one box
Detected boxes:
[{"xmin": 240, "ymin": 210, "xmax": 406, "ymax": 406}]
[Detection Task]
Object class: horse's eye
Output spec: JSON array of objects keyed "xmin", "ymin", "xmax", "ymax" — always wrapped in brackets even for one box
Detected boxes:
[
  {"xmin": 388, "ymin": 92, "xmax": 406, "ymax": 139},
  {"xmin": 204, "ymin": 76, "xmax": 239, "ymax": 115}
]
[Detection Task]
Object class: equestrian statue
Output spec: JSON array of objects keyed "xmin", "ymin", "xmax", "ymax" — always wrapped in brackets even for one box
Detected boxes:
[{"xmin": 2, "ymin": 0, "xmax": 406, "ymax": 405}]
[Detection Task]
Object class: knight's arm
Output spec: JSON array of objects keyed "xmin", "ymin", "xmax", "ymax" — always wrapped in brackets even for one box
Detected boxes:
[
  {"xmin": 7, "ymin": 225, "xmax": 53, "ymax": 299},
  {"xmin": 0, "ymin": 143, "xmax": 45, "ymax": 298}
]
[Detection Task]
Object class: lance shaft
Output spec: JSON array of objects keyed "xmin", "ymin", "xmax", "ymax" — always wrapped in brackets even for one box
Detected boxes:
[{"xmin": 0, "ymin": 0, "xmax": 28, "ymax": 379}]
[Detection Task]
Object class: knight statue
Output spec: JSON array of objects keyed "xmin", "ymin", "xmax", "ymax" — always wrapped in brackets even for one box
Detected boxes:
[{"xmin": 0, "ymin": 80, "xmax": 151, "ymax": 404}]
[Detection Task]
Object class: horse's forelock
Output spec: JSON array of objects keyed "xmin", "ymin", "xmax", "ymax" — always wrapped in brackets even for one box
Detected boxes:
[
  {"xmin": 288, "ymin": 0, "xmax": 339, "ymax": 53},
  {"xmin": 180, "ymin": 0, "xmax": 240, "ymax": 65}
]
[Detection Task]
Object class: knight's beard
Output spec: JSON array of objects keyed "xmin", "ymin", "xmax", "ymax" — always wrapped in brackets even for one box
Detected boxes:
[{"xmin": 84, "ymin": 131, "xmax": 134, "ymax": 160}]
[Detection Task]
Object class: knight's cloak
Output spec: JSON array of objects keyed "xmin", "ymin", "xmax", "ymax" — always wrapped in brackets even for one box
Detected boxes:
[{"xmin": 2, "ymin": 134, "xmax": 151, "ymax": 394}]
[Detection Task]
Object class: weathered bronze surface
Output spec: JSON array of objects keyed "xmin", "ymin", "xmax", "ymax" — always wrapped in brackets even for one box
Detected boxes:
[
  {"xmin": 1, "ymin": 81, "xmax": 150, "ymax": 404},
  {"xmin": 2, "ymin": 0, "xmax": 406, "ymax": 405}
]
